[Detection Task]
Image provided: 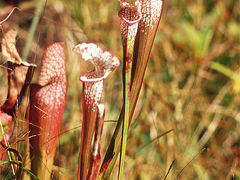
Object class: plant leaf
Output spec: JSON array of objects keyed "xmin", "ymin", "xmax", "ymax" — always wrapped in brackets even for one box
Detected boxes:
[
  {"xmin": 29, "ymin": 42, "xmax": 66, "ymax": 180},
  {"xmin": 1, "ymin": 29, "xmax": 36, "ymax": 115},
  {"xmin": 1, "ymin": 29, "xmax": 22, "ymax": 65},
  {"xmin": 100, "ymin": 0, "xmax": 165, "ymax": 178},
  {"xmin": 73, "ymin": 43, "xmax": 119, "ymax": 180}
]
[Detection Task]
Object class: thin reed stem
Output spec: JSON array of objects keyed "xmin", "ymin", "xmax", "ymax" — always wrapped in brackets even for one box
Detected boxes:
[
  {"xmin": 0, "ymin": 118, "xmax": 15, "ymax": 176},
  {"xmin": 22, "ymin": 0, "xmax": 45, "ymax": 61},
  {"xmin": 119, "ymin": 47, "xmax": 133, "ymax": 180}
]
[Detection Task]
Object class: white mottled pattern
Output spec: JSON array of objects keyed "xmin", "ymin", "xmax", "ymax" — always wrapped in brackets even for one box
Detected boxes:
[
  {"xmin": 73, "ymin": 43, "xmax": 119, "ymax": 82},
  {"xmin": 73, "ymin": 43, "xmax": 119, "ymax": 111},
  {"xmin": 139, "ymin": 0, "xmax": 163, "ymax": 32},
  {"xmin": 29, "ymin": 42, "xmax": 67, "ymax": 162},
  {"xmin": 119, "ymin": 2, "xmax": 142, "ymax": 48},
  {"xmin": 84, "ymin": 80, "xmax": 103, "ymax": 112},
  {"xmin": 38, "ymin": 43, "xmax": 66, "ymax": 87}
]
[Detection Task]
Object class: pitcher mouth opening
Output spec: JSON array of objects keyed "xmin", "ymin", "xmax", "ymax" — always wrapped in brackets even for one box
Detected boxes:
[
  {"xmin": 73, "ymin": 43, "xmax": 120, "ymax": 83},
  {"xmin": 118, "ymin": 4, "xmax": 142, "ymax": 25},
  {"xmin": 79, "ymin": 70, "xmax": 107, "ymax": 83}
]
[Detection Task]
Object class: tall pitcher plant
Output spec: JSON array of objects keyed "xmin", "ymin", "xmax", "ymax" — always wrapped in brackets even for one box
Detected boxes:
[
  {"xmin": 73, "ymin": 43, "xmax": 120, "ymax": 180},
  {"xmin": 100, "ymin": 0, "xmax": 164, "ymax": 178},
  {"xmin": 29, "ymin": 43, "xmax": 67, "ymax": 180},
  {"xmin": 118, "ymin": 2, "xmax": 142, "ymax": 179}
]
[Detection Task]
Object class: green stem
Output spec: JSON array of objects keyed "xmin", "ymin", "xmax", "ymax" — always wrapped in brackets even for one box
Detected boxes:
[
  {"xmin": 0, "ymin": 118, "xmax": 15, "ymax": 176},
  {"xmin": 210, "ymin": 62, "xmax": 235, "ymax": 80},
  {"xmin": 22, "ymin": 0, "xmax": 45, "ymax": 61},
  {"xmin": 118, "ymin": 47, "xmax": 133, "ymax": 180}
]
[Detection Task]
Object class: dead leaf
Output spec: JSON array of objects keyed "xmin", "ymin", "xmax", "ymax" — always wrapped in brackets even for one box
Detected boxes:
[
  {"xmin": 1, "ymin": 29, "xmax": 22, "ymax": 64},
  {"xmin": 1, "ymin": 29, "xmax": 36, "ymax": 115}
]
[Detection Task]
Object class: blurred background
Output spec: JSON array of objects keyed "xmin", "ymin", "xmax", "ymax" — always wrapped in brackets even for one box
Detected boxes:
[{"xmin": 0, "ymin": 0, "xmax": 240, "ymax": 179}]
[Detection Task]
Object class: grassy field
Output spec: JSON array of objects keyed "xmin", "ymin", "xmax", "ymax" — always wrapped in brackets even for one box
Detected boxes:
[{"xmin": 0, "ymin": 0, "xmax": 240, "ymax": 179}]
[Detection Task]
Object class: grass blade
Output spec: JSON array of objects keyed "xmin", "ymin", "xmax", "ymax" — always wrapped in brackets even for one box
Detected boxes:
[{"xmin": 22, "ymin": 0, "xmax": 45, "ymax": 61}]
